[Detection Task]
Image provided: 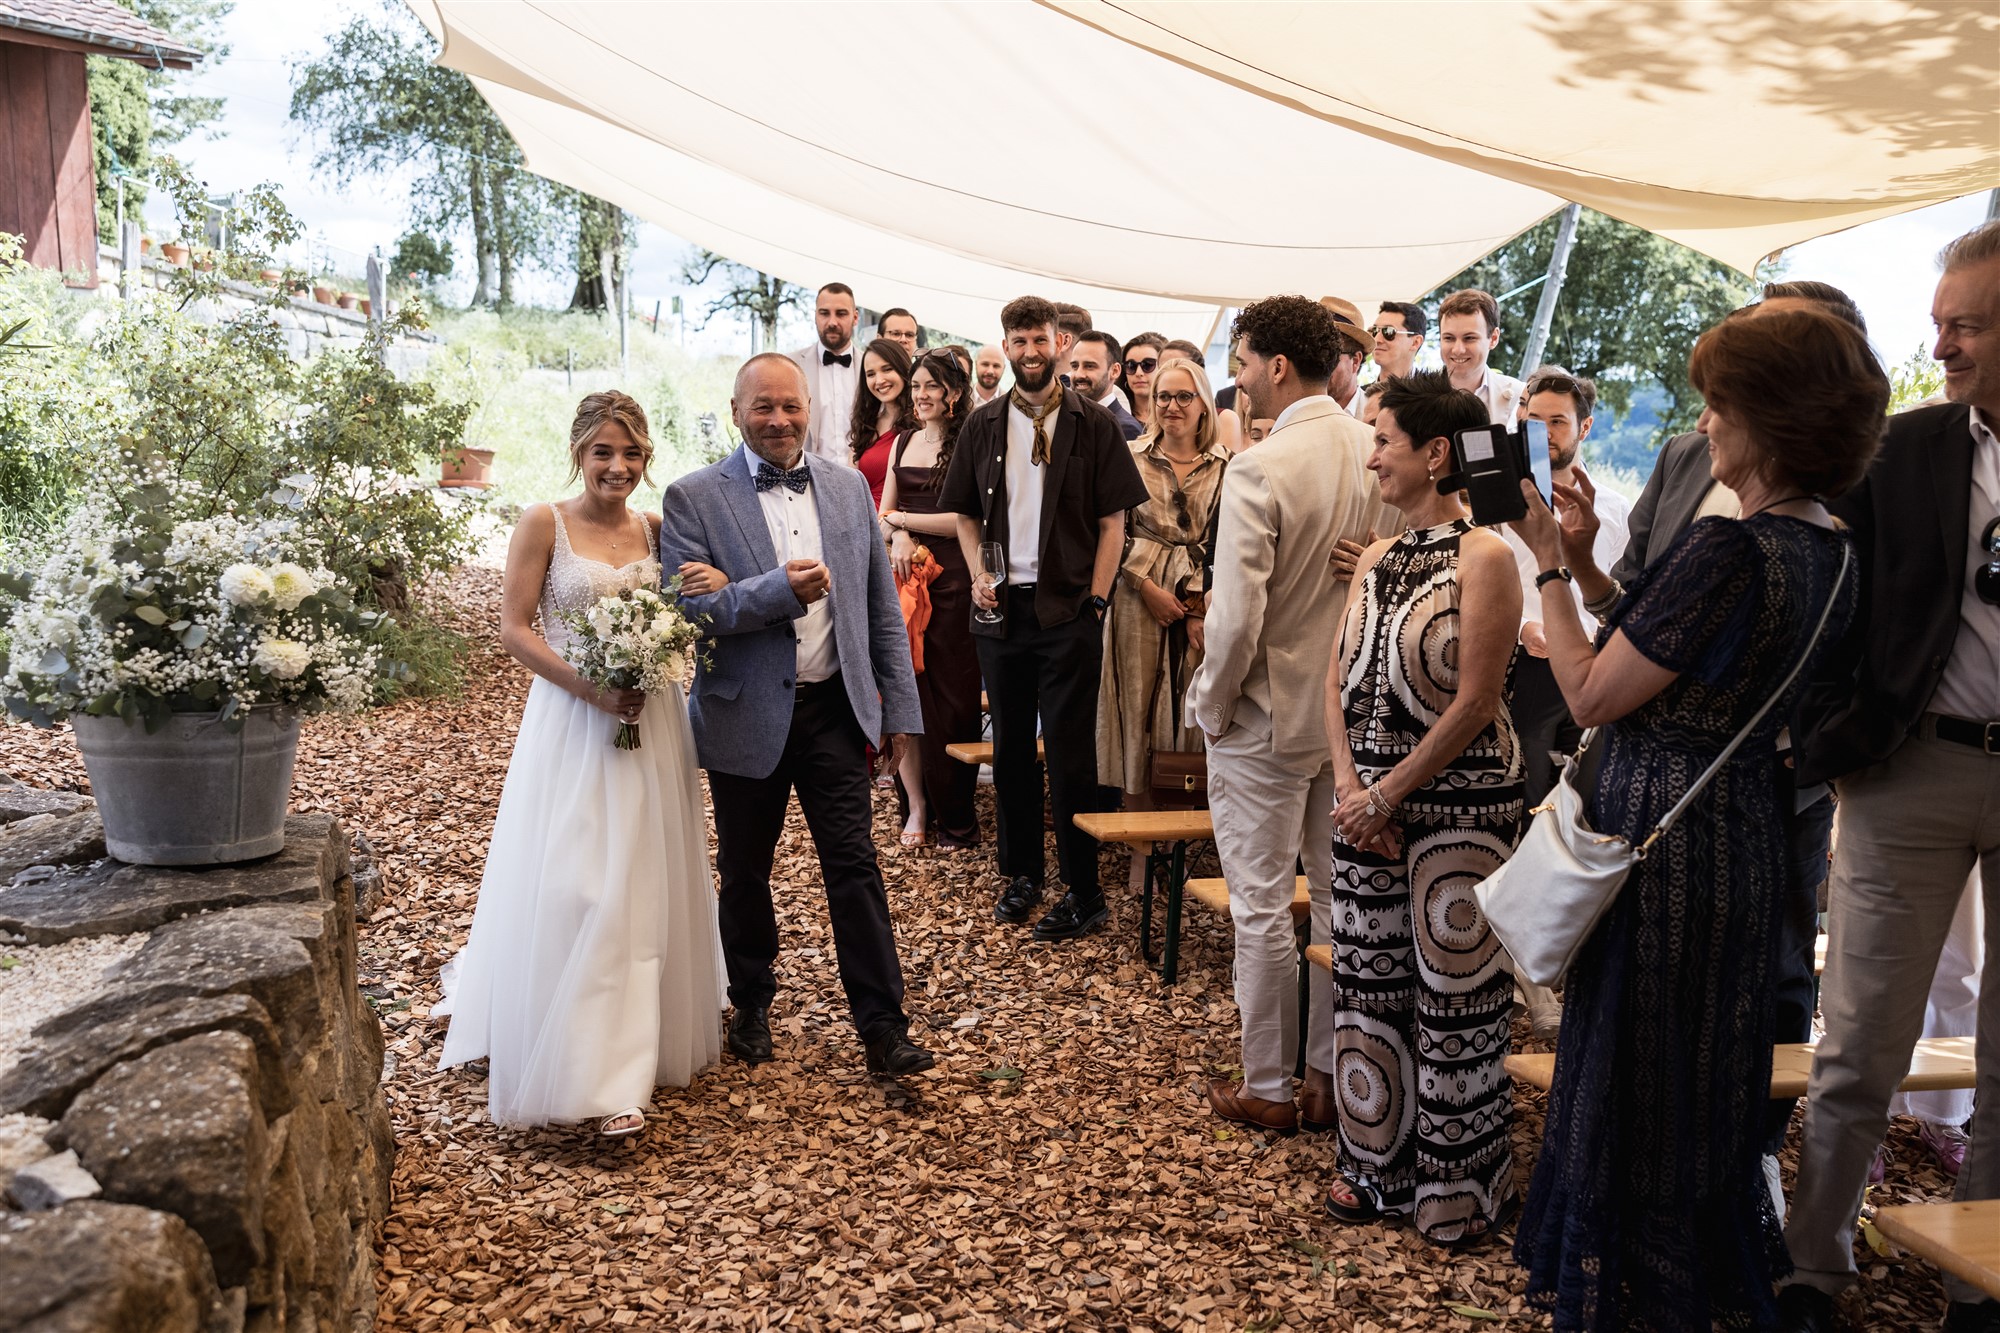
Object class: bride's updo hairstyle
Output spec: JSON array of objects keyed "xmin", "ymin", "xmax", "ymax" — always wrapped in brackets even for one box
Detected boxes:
[{"xmin": 565, "ymin": 390, "xmax": 655, "ymax": 486}]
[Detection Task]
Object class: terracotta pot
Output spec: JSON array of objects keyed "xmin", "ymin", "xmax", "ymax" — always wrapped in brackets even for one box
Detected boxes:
[
  {"xmin": 161, "ymin": 242, "xmax": 190, "ymax": 267},
  {"xmin": 439, "ymin": 446, "xmax": 497, "ymax": 490},
  {"xmin": 336, "ymin": 292, "xmax": 359, "ymax": 310},
  {"xmin": 357, "ymin": 298, "xmax": 372, "ymax": 317},
  {"xmin": 140, "ymin": 236, "xmax": 154, "ymax": 255},
  {"xmin": 313, "ymin": 284, "xmax": 336, "ymax": 304},
  {"xmin": 260, "ymin": 267, "xmax": 282, "ymax": 284},
  {"xmin": 192, "ymin": 253, "xmax": 214, "ymax": 272}
]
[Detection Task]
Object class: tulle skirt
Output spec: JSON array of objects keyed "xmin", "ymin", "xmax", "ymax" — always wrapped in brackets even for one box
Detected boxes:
[{"xmin": 436, "ymin": 676, "xmax": 724, "ymax": 1126}]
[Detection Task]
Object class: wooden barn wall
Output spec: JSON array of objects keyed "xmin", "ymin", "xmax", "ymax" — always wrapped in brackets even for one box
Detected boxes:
[{"xmin": 0, "ymin": 40, "xmax": 100, "ymax": 287}]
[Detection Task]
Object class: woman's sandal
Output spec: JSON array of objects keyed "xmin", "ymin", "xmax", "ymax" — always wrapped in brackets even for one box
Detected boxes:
[
  {"xmin": 1428, "ymin": 1196, "xmax": 1518, "ymax": 1252},
  {"xmin": 598, "ymin": 1108, "xmax": 645, "ymax": 1139},
  {"xmin": 1324, "ymin": 1177, "xmax": 1382, "ymax": 1224}
]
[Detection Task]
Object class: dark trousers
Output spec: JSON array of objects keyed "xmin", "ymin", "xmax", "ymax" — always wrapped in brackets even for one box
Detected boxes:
[
  {"xmin": 1764, "ymin": 787, "xmax": 1835, "ymax": 1151},
  {"xmin": 1509, "ymin": 649, "xmax": 1582, "ymax": 808},
  {"xmin": 707, "ymin": 677, "xmax": 908, "ymax": 1046},
  {"xmin": 976, "ymin": 585, "xmax": 1103, "ymax": 897}
]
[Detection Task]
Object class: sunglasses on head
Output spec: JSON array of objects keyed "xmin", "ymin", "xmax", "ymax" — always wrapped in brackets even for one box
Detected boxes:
[
  {"xmin": 1368, "ymin": 326, "xmax": 1416, "ymax": 342},
  {"xmin": 1124, "ymin": 357, "xmax": 1159, "ymax": 375},
  {"xmin": 1153, "ymin": 390, "xmax": 1200, "ymax": 407},
  {"xmin": 1977, "ymin": 516, "xmax": 2000, "ymax": 606}
]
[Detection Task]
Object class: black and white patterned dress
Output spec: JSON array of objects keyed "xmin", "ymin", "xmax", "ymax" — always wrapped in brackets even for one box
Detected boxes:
[{"xmin": 1331, "ymin": 518, "xmax": 1522, "ymax": 1243}]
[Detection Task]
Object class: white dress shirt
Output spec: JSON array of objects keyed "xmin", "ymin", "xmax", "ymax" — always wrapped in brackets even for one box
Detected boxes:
[
  {"xmin": 1932, "ymin": 407, "xmax": 2000, "ymax": 720},
  {"xmin": 1502, "ymin": 476, "xmax": 1632, "ymax": 629},
  {"xmin": 1271, "ymin": 393, "xmax": 1336, "ymax": 432},
  {"xmin": 1342, "ymin": 386, "xmax": 1367, "ymax": 418},
  {"xmin": 1475, "ymin": 367, "xmax": 1527, "ymax": 426},
  {"xmin": 755, "ymin": 468, "xmax": 839, "ymax": 683},
  {"xmin": 805, "ymin": 343, "xmax": 860, "ymax": 465},
  {"xmin": 1004, "ymin": 397, "xmax": 1049, "ymax": 584}
]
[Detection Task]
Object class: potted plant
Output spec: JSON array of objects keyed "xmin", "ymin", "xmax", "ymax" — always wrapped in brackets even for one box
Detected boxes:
[
  {"xmin": 161, "ymin": 241, "xmax": 190, "ymax": 267},
  {"xmin": 336, "ymin": 291, "xmax": 359, "ymax": 311},
  {"xmin": 357, "ymin": 297, "xmax": 372, "ymax": 317},
  {"xmin": 260, "ymin": 267, "xmax": 283, "ymax": 284},
  {"xmin": 192, "ymin": 249, "xmax": 215, "ymax": 272},
  {"xmin": 140, "ymin": 235, "xmax": 154, "ymax": 256},
  {"xmin": 0, "ymin": 465, "xmax": 383, "ymax": 865},
  {"xmin": 439, "ymin": 444, "xmax": 497, "ymax": 489},
  {"xmin": 312, "ymin": 281, "xmax": 336, "ymax": 304}
]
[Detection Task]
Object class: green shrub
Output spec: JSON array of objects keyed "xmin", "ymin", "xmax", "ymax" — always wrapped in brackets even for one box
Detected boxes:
[{"xmin": 369, "ymin": 605, "xmax": 467, "ymax": 703}]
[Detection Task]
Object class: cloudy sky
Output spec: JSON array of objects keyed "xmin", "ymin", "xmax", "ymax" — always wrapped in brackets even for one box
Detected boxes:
[{"xmin": 147, "ymin": 1, "xmax": 1992, "ymax": 365}]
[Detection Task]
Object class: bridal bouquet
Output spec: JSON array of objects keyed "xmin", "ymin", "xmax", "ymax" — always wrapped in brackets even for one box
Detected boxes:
[{"xmin": 559, "ymin": 584, "xmax": 704, "ymax": 750}]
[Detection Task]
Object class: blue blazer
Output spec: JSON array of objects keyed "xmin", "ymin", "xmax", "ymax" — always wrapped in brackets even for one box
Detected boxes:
[{"xmin": 660, "ymin": 444, "xmax": 923, "ymax": 780}]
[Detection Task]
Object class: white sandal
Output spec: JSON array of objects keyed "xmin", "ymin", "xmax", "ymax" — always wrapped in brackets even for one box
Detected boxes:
[{"xmin": 598, "ymin": 1107, "xmax": 645, "ymax": 1138}]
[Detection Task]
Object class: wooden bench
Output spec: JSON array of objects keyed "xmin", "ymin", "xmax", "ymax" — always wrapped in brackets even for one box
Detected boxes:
[
  {"xmin": 1184, "ymin": 876, "xmax": 1311, "ymax": 924},
  {"xmin": 1505, "ymin": 1036, "xmax": 1977, "ymax": 1101},
  {"xmin": 1072, "ymin": 810, "xmax": 1214, "ymax": 984},
  {"xmin": 1873, "ymin": 1200, "xmax": 2000, "ymax": 1300},
  {"xmin": 943, "ymin": 739, "xmax": 1043, "ymax": 767}
]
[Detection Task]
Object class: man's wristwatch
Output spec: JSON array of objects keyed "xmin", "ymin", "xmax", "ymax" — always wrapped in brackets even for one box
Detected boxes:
[
  {"xmin": 1535, "ymin": 567, "xmax": 1573, "ymax": 590},
  {"xmin": 1090, "ymin": 594, "xmax": 1109, "ymax": 621}
]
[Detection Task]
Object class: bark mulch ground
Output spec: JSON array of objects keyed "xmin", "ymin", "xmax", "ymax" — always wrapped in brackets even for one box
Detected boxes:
[{"xmin": 0, "ymin": 561, "xmax": 1964, "ymax": 1332}]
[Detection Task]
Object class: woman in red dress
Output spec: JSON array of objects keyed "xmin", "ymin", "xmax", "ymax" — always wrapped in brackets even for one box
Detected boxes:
[{"xmin": 847, "ymin": 337, "xmax": 915, "ymax": 509}]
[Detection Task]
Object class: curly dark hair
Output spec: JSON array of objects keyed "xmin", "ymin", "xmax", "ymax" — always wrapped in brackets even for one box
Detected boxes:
[
  {"xmin": 908, "ymin": 348, "xmax": 973, "ymax": 489},
  {"xmin": 847, "ymin": 337, "xmax": 917, "ymax": 462},
  {"xmin": 1688, "ymin": 305, "xmax": 1887, "ymax": 498},
  {"xmin": 1001, "ymin": 295, "xmax": 1060, "ymax": 335},
  {"xmin": 1231, "ymin": 295, "xmax": 1343, "ymax": 384},
  {"xmin": 1377, "ymin": 369, "xmax": 1487, "ymax": 450}
]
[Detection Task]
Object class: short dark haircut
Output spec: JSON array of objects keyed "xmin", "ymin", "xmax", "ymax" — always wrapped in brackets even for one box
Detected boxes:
[
  {"xmin": 1075, "ymin": 329, "xmax": 1121, "ymax": 363},
  {"xmin": 1362, "ymin": 379, "xmax": 1390, "ymax": 402},
  {"xmin": 1760, "ymin": 280, "xmax": 1867, "ymax": 336},
  {"xmin": 1523, "ymin": 365, "xmax": 1598, "ymax": 419},
  {"xmin": 1054, "ymin": 302, "xmax": 1092, "ymax": 341},
  {"xmin": 1231, "ymin": 295, "xmax": 1344, "ymax": 384},
  {"xmin": 1122, "ymin": 330, "xmax": 1167, "ymax": 359},
  {"xmin": 879, "ymin": 306, "xmax": 918, "ymax": 332},
  {"xmin": 1688, "ymin": 305, "xmax": 1887, "ymax": 498},
  {"xmin": 1001, "ymin": 295, "xmax": 1060, "ymax": 335},
  {"xmin": 817, "ymin": 282, "xmax": 855, "ymax": 303},
  {"xmin": 1163, "ymin": 339, "xmax": 1205, "ymax": 368},
  {"xmin": 1378, "ymin": 369, "xmax": 1488, "ymax": 450},
  {"xmin": 1376, "ymin": 301, "xmax": 1428, "ymax": 337},
  {"xmin": 1437, "ymin": 289, "xmax": 1500, "ymax": 333}
]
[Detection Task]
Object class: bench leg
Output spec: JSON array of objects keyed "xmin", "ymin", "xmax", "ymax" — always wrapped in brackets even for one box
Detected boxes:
[
  {"xmin": 1138, "ymin": 844, "xmax": 1160, "ymax": 963},
  {"xmin": 1294, "ymin": 921, "xmax": 1310, "ymax": 1080},
  {"xmin": 1161, "ymin": 840, "xmax": 1188, "ymax": 985}
]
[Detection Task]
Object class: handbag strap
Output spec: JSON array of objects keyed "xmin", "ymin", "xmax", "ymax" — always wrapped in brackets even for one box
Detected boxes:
[{"xmin": 1631, "ymin": 540, "xmax": 1850, "ymax": 857}]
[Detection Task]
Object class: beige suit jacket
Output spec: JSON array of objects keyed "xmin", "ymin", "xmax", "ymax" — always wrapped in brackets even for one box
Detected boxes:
[{"xmin": 1185, "ymin": 398, "xmax": 1396, "ymax": 758}]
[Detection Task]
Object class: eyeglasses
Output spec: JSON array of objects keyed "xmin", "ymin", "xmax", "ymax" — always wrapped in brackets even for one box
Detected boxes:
[
  {"xmin": 1152, "ymin": 390, "xmax": 1199, "ymax": 407},
  {"xmin": 1368, "ymin": 326, "xmax": 1417, "ymax": 342},
  {"xmin": 1124, "ymin": 357, "xmax": 1159, "ymax": 375},
  {"xmin": 1977, "ymin": 516, "xmax": 2000, "ymax": 606}
]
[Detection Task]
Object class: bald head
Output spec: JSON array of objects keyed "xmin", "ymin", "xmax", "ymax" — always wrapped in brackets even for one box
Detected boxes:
[
  {"xmin": 734, "ymin": 352, "xmax": 808, "ymax": 400},
  {"xmin": 974, "ymin": 343, "xmax": 1005, "ymax": 394},
  {"xmin": 732, "ymin": 354, "xmax": 811, "ymax": 466}
]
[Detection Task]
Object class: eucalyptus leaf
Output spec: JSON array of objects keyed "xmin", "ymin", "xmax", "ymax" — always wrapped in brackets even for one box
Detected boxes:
[
  {"xmin": 181, "ymin": 624, "xmax": 209, "ymax": 649},
  {"xmin": 33, "ymin": 648, "xmax": 69, "ymax": 676},
  {"xmin": 132, "ymin": 605, "xmax": 170, "ymax": 625}
]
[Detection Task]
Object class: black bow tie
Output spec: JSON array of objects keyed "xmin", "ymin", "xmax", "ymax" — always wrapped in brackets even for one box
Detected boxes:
[
  {"xmin": 822, "ymin": 349, "xmax": 852, "ymax": 368},
  {"xmin": 755, "ymin": 461, "xmax": 811, "ymax": 493}
]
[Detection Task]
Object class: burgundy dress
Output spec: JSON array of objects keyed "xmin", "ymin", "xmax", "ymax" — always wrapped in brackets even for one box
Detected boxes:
[
  {"xmin": 892, "ymin": 431, "xmax": 983, "ymax": 847},
  {"xmin": 857, "ymin": 429, "xmax": 895, "ymax": 511}
]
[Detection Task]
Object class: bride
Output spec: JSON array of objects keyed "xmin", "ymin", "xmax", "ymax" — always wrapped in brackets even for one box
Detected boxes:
[{"xmin": 438, "ymin": 390, "xmax": 726, "ymax": 1138}]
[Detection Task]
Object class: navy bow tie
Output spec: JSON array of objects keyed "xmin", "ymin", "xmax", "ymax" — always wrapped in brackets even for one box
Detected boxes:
[
  {"xmin": 822, "ymin": 349, "xmax": 852, "ymax": 368},
  {"xmin": 755, "ymin": 461, "xmax": 811, "ymax": 493}
]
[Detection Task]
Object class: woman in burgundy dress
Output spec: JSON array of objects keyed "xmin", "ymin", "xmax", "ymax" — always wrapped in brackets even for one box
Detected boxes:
[
  {"xmin": 878, "ymin": 350, "xmax": 982, "ymax": 849},
  {"xmin": 847, "ymin": 337, "xmax": 916, "ymax": 509}
]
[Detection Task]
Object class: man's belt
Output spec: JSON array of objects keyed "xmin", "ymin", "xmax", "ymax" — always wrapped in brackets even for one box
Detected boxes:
[{"xmin": 1926, "ymin": 712, "xmax": 2000, "ymax": 755}]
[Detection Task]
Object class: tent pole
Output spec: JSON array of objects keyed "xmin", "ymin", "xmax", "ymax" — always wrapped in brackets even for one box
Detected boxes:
[{"xmin": 1517, "ymin": 203, "xmax": 1581, "ymax": 380}]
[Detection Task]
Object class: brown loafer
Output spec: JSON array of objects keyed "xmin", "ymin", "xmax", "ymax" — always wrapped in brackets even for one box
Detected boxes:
[
  {"xmin": 1206, "ymin": 1080, "xmax": 1298, "ymax": 1136},
  {"xmin": 1298, "ymin": 1066, "xmax": 1337, "ymax": 1134}
]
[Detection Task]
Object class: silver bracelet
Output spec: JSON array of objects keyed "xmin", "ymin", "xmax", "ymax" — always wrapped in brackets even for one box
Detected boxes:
[
  {"xmin": 1583, "ymin": 579, "xmax": 1624, "ymax": 619},
  {"xmin": 1366, "ymin": 785, "xmax": 1396, "ymax": 819}
]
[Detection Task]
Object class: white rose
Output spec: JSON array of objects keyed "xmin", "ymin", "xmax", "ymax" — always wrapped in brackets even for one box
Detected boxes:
[
  {"xmin": 253, "ymin": 637, "xmax": 311, "ymax": 680},
  {"xmin": 267, "ymin": 563, "xmax": 317, "ymax": 611},
  {"xmin": 219, "ymin": 564, "xmax": 275, "ymax": 607},
  {"xmin": 586, "ymin": 605, "xmax": 616, "ymax": 640}
]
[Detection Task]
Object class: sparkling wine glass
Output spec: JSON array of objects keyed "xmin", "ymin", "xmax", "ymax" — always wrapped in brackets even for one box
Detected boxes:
[{"xmin": 975, "ymin": 541, "xmax": 1005, "ymax": 624}]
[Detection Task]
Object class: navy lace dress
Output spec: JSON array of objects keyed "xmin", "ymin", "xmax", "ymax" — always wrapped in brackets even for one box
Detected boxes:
[{"xmin": 1514, "ymin": 515, "xmax": 1855, "ymax": 1332}]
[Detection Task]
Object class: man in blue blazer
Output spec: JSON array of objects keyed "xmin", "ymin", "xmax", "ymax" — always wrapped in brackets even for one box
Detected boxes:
[{"xmin": 660, "ymin": 353, "xmax": 932, "ymax": 1079}]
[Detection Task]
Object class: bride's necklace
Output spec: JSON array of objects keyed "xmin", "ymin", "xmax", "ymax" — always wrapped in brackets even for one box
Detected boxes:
[{"xmin": 574, "ymin": 503, "xmax": 634, "ymax": 551}]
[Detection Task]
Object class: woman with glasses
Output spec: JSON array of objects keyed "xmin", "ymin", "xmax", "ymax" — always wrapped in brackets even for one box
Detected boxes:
[
  {"xmin": 848, "ymin": 337, "xmax": 917, "ymax": 510},
  {"xmin": 878, "ymin": 350, "xmax": 983, "ymax": 849},
  {"xmin": 1098, "ymin": 361, "xmax": 1231, "ymax": 863}
]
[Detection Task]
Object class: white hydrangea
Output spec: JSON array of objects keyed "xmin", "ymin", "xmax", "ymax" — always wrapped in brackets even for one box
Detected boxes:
[
  {"xmin": 266, "ymin": 563, "xmax": 316, "ymax": 611},
  {"xmin": 219, "ymin": 564, "xmax": 274, "ymax": 607},
  {"xmin": 252, "ymin": 637, "xmax": 311, "ymax": 680}
]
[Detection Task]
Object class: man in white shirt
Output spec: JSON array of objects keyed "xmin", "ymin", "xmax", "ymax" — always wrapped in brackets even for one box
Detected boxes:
[
  {"xmin": 1318, "ymin": 296, "xmax": 1373, "ymax": 417},
  {"xmin": 1437, "ymin": 288, "xmax": 1525, "ymax": 426},
  {"xmin": 788, "ymin": 282, "xmax": 862, "ymax": 465},
  {"xmin": 1067, "ymin": 329, "xmax": 1143, "ymax": 440},
  {"xmin": 971, "ymin": 345, "xmax": 1006, "ymax": 408}
]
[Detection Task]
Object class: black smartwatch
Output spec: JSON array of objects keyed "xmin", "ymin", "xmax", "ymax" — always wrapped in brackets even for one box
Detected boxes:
[
  {"xmin": 1535, "ymin": 567, "xmax": 1573, "ymax": 590},
  {"xmin": 1090, "ymin": 594, "xmax": 1109, "ymax": 621}
]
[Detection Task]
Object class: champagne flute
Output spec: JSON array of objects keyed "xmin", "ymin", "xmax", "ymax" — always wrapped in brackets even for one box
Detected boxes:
[{"xmin": 975, "ymin": 541, "xmax": 1005, "ymax": 624}]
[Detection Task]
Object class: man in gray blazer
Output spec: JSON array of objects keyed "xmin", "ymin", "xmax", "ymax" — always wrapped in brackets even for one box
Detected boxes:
[{"xmin": 659, "ymin": 353, "xmax": 932, "ymax": 1079}]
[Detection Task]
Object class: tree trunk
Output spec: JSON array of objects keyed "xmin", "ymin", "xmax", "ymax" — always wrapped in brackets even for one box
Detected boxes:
[
  {"xmin": 758, "ymin": 274, "xmax": 780, "ymax": 350},
  {"xmin": 467, "ymin": 157, "xmax": 494, "ymax": 308},
  {"xmin": 568, "ymin": 196, "xmax": 613, "ymax": 310},
  {"xmin": 490, "ymin": 169, "xmax": 514, "ymax": 309}
]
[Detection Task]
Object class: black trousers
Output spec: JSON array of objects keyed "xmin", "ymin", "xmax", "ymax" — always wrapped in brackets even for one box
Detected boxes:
[
  {"xmin": 976, "ymin": 585, "xmax": 1103, "ymax": 897},
  {"xmin": 1509, "ymin": 649, "xmax": 1582, "ymax": 808},
  {"xmin": 1764, "ymin": 787, "xmax": 1835, "ymax": 1152},
  {"xmin": 707, "ymin": 677, "xmax": 908, "ymax": 1046}
]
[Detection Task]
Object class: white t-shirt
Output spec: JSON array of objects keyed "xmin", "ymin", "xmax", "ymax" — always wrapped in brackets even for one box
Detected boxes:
[
  {"xmin": 1503, "ymin": 475, "xmax": 1633, "ymax": 630},
  {"xmin": 755, "ymin": 469, "xmax": 839, "ymax": 683},
  {"xmin": 1004, "ymin": 397, "xmax": 1050, "ymax": 584},
  {"xmin": 1933, "ymin": 407, "xmax": 2000, "ymax": 720}
]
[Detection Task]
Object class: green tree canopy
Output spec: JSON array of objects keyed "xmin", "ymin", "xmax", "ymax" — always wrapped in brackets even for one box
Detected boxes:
[{"xmin": 87, "ymin": 0, "xmax": 232, "ymax": 241}]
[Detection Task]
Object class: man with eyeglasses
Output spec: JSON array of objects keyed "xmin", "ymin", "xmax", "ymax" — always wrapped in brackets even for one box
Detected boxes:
[
  {"xmin": 1370, "ymin": 301, "xmax": 1428, "ymax": 383},
  {"xmin": 879, "ymin": 308, "xmax": 921, "ymax": 357},
  {"xmin": 1067, "ymin": 329, "xmax": 1143, "ymax": 440},
  {"xmin": 1437, "ymin": 289, "xmax": 1524, "ymax": 426},
  {"xmin": 1122, "ymin": 332, "xmax": 1168, "ymax": 415},
  {"xmin": 1778, "ymin": 220, "xmax": 2000, "ymax": 1333}
]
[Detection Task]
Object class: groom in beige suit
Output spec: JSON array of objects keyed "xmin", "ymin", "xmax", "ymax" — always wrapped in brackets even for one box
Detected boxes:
[{"xmin": 1190, "ymin": 296, "xmax": 1397, "ymax": 1134}]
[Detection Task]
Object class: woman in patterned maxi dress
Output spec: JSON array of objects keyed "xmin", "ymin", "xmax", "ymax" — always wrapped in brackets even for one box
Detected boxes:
[{"xmin": 1324, "ymin": 372, "xmax": 1524, "ymax": 1247}]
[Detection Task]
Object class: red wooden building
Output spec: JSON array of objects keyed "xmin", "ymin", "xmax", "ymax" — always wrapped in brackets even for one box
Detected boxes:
[{"xmin": 0, "ymin": 0, "xmax": 202, "ymax": 287}]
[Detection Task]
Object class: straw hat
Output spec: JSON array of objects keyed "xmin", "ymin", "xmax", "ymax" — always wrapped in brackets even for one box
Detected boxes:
[{"xmin": 1318, "ymin": 296, "xmax": 1373, "ymax": 356}]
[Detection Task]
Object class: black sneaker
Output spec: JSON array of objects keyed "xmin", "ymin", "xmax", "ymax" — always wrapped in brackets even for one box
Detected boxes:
[
  {"xmin": 993, "ymin": 876, "xmax": 1043, "ymax": 924},
  {"xmin": 1775, "ymin": 1284, "xmax": 1836, "ymax": 1333},
  {"xmin": 864, "ymin": 1032, "xmax": 937, "ymax": 1078},
  {"xmin": 1031, "ymin": 890, "xmax": 1108, "ymax": 941}
]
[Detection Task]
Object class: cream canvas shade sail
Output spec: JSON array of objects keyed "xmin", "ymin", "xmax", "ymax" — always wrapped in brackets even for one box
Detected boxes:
[
  {"xmin": 415, "ymin": 0, "xmax": 1569, "ymax": 319},
  {"xmin": 1046, "ymin": 0, "xmax": 2000, "ymax": 273}
]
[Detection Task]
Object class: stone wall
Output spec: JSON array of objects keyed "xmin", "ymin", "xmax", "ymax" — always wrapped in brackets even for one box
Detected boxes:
[{"xmin": 0, "ymin": 789, "xmax": 393, "ymax": 1333}]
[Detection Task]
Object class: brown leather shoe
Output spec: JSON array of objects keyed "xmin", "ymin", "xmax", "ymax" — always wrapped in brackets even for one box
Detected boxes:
[
  {"xmin": 1297, "ymin": 1066, "xmax": 1337, "ymax": 1134},
  {"xmin": 1207, "ymin": 1080, "xmax": 1298, "ymax": 1136}
]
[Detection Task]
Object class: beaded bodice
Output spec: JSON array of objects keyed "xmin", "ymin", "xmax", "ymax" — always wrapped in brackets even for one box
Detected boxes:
[{"xmin": 539, "ymin": 504, "xmax": 660, "ymax": 656}]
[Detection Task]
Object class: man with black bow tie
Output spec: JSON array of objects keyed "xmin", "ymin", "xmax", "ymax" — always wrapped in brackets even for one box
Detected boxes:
[{"xmin": 789, "ymin": 282, "xmax": 863, "ymax": 464}]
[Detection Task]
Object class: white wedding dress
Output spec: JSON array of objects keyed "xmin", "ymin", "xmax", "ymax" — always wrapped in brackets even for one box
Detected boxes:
[{"xmin": 437, "ymin": 505, "xmax": 724, "ymax": 1126}]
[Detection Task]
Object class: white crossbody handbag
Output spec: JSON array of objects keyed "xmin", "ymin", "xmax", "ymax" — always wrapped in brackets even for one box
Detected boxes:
[{"xmin": 1475, "ymin": 544, "xmax": 1850, "ymax": 988}]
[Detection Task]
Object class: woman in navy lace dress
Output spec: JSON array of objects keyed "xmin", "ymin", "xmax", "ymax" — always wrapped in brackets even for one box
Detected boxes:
[{"xmin": 1507, "ymin": 305, "xmax": 1888, "ymax": 1329}]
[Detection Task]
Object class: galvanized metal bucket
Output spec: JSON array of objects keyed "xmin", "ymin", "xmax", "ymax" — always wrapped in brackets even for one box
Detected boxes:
[{"xmin": 69, "ymin": 706, "xmax": 301, "ymax": 865}]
